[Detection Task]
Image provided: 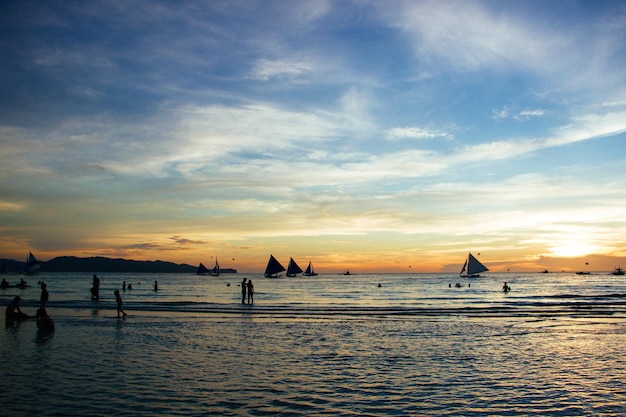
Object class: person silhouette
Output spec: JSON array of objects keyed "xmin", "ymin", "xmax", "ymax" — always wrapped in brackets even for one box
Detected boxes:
[
  {"xmin": 241, "ymin": 278, "xmax": 247, "ymax": 304},
  {"xmin": 6, "ymin": 296, "xmax": 29, "ymax": 320},
  {"xmin": 246, "ymin": 280, "xmax": 254, "ymax": 304},
  {"xmin": 114, "ymin": 290, "xmax": 127, "ymax": 318},
  {"xmin": 40, "ymin": 282, "xmax": 49, "ymax": 308},
  {"xmin": 36, "ymin": 307, "xmax": 54, "ymax": 331},
  {"xmin": 91, "ymin": 274, "xmax": 100, "ymax": 300}
]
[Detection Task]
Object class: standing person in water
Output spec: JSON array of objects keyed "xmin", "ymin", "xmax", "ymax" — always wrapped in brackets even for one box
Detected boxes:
[
  {"xmin": 246, "ymin": 279, "xmax": 254, "ymax": 304},
  {"xmin": 40, "ymin": 282, "xmax": 49, "ymax": 308},
  {"xmin": 114, "ymin": 290, "xmax": 127, "ymax": 318},
  {"xmin": 91, "ymin": 274, "xmax": 100, "ymax": 300},
  {"xmin": 153, "ymin": 280, "xmax": 158, "ymax": 291},
  {"xmin": 241, "ymin": 278, "xmax": 247, "ymax": 304}
]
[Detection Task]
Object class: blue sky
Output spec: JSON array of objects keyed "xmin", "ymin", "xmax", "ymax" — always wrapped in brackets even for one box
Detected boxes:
[{"xmin": 1, "ymin": 1, "xmax": 625, "ymax": 272}]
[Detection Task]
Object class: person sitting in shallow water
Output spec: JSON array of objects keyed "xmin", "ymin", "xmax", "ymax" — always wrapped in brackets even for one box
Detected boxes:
[
  {"xmin": 6, "ymin": 296, "xmax": 29, "ymax": 320},
  {"xmin": 36, "ymin": 307, "xmax": 54, "ymax": 331}
]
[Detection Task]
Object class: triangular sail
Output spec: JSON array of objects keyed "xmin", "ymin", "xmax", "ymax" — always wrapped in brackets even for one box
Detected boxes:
[
  {"xmin": 264, "ymin": 255, "xmax": 286, "ymax": 277},
  {"xmin": 197, "ymin": 263, "xmax": 209, "ymax": 275},
  {"xmin": 25, "ymin": 252, "xmax": 40, "ymax": 274},
  {"xmin": 304, "ymin": 261, "xmax": 317, "ymax": 276},
  {"xmin": 211, "ymin": 258, "xmax": 220, "ymax": 276},
  {"xmin": 467, "ymin": 253, "xmax": 488, "ymax": 275},
  {"xmin": 286, "ymin": 257, "xmax": 303, "ymax": 277},
  {"xmin": 460, "ymin": 252, "xmax": 488, "ymax": 277}
]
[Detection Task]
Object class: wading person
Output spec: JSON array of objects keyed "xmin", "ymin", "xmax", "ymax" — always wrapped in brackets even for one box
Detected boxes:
[
  {"xmin": 114, "ymin": 290, "xmax": 127, "ymax": 318},
  {"xmin": 40, "ymin": 282, "xmax": 49, "ymax": 308},
  {"xmin": 247, "ymin": 279, "xmax": 254, "ymax": 304},
  {"xmin": 91, "ymin": 274, "xmax": 100, "ymax": 300},
  {"xmin": 241, "ymin": 278, "xmax": 247, "ymax": 304}
]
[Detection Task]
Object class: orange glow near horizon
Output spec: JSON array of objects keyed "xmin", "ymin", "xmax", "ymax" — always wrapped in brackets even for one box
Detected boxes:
[{"xmin": 3, "ymin": 244, "xmax": 625, "ymax": 274}]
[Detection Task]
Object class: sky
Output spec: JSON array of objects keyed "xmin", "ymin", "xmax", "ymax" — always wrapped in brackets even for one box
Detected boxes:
[{"xmin": 1, "ymin": 0, "xmax": 626, "ymax": 273}]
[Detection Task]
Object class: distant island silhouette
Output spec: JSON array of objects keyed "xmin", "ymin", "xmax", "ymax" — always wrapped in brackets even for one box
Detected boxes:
[{"xmin": 0, "ymin": 256, "xmax": 237, "ymax": 274}]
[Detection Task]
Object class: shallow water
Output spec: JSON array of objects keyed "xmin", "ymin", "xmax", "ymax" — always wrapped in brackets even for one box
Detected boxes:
[{"xmin": 1, "ymin": 272, "xmax": 626, "ymax": 416}]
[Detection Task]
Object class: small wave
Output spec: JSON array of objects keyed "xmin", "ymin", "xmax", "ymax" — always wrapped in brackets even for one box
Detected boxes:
[{"xmin": 45, "ymin": 299, "xmax": 626, "ymax": 319}]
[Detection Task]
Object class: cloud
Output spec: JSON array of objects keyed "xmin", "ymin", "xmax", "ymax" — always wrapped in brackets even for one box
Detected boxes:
[
  {"xmin": 492, "ymin": 108, "xmax": 509, "ymax": 120},
  {"xmin": 0, "ymin": 201, "xmax": 24, "ymax": 211},
  {"xmin": 459, "ymin": 109, "xmax": 626, "ymax": 162},
  {"xmin": 381, "ymin": 1, "xmax": 566, "ymax": 72},
  {"xmin": 250, "ymin": 58, "xmax": 314, "ymax": 80},
  {"xmin": 386, "ymin": 127, "xmax": 452, "ymax": 140}
]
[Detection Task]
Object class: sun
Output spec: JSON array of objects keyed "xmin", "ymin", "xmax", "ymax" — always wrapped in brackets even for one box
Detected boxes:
[{"xmin": 549, "ymin": 242, "xmax": 597, "ymax": 258}]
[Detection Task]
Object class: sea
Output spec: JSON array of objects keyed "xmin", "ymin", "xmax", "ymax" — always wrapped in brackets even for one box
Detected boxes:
[{"xmin": 1, "ymin": 271, "xmax": 626, "ymax": 416}]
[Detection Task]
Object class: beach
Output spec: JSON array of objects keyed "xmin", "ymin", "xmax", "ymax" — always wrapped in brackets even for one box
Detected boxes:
[{"xmin": 2, "ymin": 272, "xmax": 626, "ymax": 416}]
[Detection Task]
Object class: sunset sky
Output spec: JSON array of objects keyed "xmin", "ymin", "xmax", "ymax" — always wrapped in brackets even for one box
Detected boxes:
[{"xmin": 1, "ymin": 1, "xmax": 626, "ymax": 273}]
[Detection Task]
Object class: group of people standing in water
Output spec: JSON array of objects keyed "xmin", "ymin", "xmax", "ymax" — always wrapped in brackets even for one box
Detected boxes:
[
  {"xmin": 6, "ymin": 273, "xmax": 257, "ymax": 327},
  {"xmin": 240, "ymin": 278, "xmax": 254, "ymax": 304}
]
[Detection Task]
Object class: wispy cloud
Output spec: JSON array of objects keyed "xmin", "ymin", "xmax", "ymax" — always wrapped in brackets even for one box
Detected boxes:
[
  {"xmin": 1, "ymin": 1, "xmax": 625, "ymax": 270},
  {"xmin": 386, "ymin": 127, "xmax": 452, "ymax": 141},
  {"xmin": 250, "ymin": 58, "xmax": 314, "ymax": 80}
]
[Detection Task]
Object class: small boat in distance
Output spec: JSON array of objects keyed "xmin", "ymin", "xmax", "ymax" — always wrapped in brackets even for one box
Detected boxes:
[
  {"xmin": 575, "ymin": 271, "xmax": 590, "ymax": 275},
  {"xmin": 344, "ymin": 269, "xmax": 351, "ymax": 275},
  {"xmin": 24, "ymin": 252, "xmax": 41, "ymax": 275},
  {"xmin": 611, "ymin": 267, "xmax": 624, "ymax": 276},
  {"xmin": 304, "ymin": 261, "xmax": 318, "ymax": 276},
  {"xmin": 264, "ymin": 255, "xmax": 286, "ymax": 278},
  {"xmin": 459, "ymin": 252, "xmax": 488, "ymax": 278},
  {"xmin": 210, "ymin": 258, "xmax": 220, "ymax": 276},
  {"xmin": 286, "ymin": 257, "xmax": 303, "ymax": 277},
  {"xmin": 196, "ymin": 263, "xmax": 209, "ymax": 275}
]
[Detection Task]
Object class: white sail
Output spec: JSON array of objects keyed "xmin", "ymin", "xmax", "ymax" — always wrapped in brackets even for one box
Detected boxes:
[{"xmin": 25, "ymin": 252, "xmax": 40, "ymax": 275}]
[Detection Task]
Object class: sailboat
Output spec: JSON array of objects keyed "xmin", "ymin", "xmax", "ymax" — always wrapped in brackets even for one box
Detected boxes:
[
  {"xmin": 286, "ymin": 257, "xmax": 303, "ymax": 277},
  {"xmin": 210, "ymin": 258, "xmax": 220, "ymax": 276},
  {"xmin": 304, "ymin": 261, "xmax": 318, "ymax": 276},
  {"xmin": 459, "ymin": 252, "xmax": 488, "ymax": 278},
  {"xmin": 196, "ymin": 263, "xmax": 210, "ymax": 275},
  {"xmin": 24, "ymin": 252, "xmax": 41, "ymax": 275},
  {"xmin": 264, "ymin": 255, "xmax": 285, "ymax": 278}
]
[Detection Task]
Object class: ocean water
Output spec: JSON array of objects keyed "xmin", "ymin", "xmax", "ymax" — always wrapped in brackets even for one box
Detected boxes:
[{"xmin": 1, "ymin": 272, "xmax": 626, "ymax": 416}]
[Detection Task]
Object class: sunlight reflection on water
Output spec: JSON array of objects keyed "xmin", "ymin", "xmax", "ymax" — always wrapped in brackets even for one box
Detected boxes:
[
  {"xmin": 2, "ymin": 272, "xmax": 626, "ymax": 415},
  {"xmin": 2, "ymin": 315, "xmax": 626, "ymax": 416}
]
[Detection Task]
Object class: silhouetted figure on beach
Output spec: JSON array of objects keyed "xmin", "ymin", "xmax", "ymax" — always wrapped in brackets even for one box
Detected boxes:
[
  {"xmin": 40, "ymin": 282, "xmax": 49, "ymax": 308},
  {"xmin": 153, "ymin": 280, "xmax": 158, "ymax": 291},
  {"xmin": 6, "ymin": 296, "xmax": 29, "ymax": 320},
  {"xmin": 246, "ymin": 280, "xmax": 254, "ymax": 304},
  {"xmin": 91, "ymin": 274, "xmax": 100, "ymax": 300},
  {"xmin": 241, "ymin": 278, "xmax": 247, "ymax": 304},
  {"xmin": 114, "ymin": 290, "xmax": 127, "ymax": 318},
  {"xmin": 36, "ymin": 307, "xmax": 54, "ymax": 331},
  {"xmin": 122, "ymin": 281, "xmax": 126, "ymax": 291},
  {"xmin": 502, "ymin": 282, "xmax": 511, "ymax": 293}
]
